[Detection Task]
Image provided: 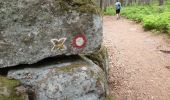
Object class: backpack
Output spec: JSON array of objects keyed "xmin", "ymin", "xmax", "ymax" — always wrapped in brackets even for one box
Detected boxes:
[{"xmin": 115, "ymin": 2, "xmax": 121, "ymax": 10}]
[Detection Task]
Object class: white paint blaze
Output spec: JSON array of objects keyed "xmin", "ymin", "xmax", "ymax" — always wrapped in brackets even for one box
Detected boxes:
[{"xmin": 76, "ymin": 37, "xmax": 84, "ymax": 46}]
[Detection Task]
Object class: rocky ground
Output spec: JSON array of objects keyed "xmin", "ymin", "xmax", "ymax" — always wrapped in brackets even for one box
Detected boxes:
[{"xmin": 103, "ymin": 16, "xmax": 170, "ymax": 100}]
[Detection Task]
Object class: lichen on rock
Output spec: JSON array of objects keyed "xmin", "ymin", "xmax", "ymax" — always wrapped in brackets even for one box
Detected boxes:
[
  {"xmin": 0, "ymin": 76, "xmax": 28, "ymax": 100},
  {"xmin": 55, "ymin": 63, "xmax": 87, "ymax": 72},
  {"xmin": 0, "ymin": 0, "xmax": 103, "ymax": 68},
  {"xmin": 57, "ymin": 0, "xmax": 102, "ymax": 14},
  {"xmin": 7, "ymin": 56, "xmax": 107, "ymax": 100},
  {"xmin": 85, "ymin": 45, "xmax": 110, "ymax": 96},
  {"xmin": 86, "ymin": 45, "xmax": 109, "ymax": 77}
]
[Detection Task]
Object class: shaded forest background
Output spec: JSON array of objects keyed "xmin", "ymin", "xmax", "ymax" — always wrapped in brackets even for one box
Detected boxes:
[
  {"xmin": 101, "ymin": 0, "xmax": 170, "ymax": 35},
  {"xmin": 97, "ymin": 0, "xmax": 168, "ymax": 10}
]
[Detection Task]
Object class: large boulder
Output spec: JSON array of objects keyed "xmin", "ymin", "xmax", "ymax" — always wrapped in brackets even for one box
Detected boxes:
[
  {"xmin": 8, "ymin": 56, "xmax": 107, "ymax": 100},
  {"xmin": 0, "ymin": 0, "xmax": 102, "ymax": 68}
]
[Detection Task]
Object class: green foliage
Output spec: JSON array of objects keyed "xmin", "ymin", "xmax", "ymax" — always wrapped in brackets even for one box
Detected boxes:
[
  {"xmin": 143, "ymin": 13, "xmax": 170, "ymax": 33},
  {"xmin": 104, "ymin": 7, "xmax": 115, "ymax": 15},
  {"xmin": 121, "ymin": 5, "xmax": 170, "ymax": 35},
  {"xmin": 104, "ymin": 2, "xmax": 170, "ymax": 35}
]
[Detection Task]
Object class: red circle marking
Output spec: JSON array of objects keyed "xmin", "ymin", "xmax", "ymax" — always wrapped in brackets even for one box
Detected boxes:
[{"xmin": 72, "ymin": 34, "xmax": 87, "ymax": 49}]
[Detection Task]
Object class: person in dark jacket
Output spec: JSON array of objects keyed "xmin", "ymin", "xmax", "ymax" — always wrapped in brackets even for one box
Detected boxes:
[{"xmin": 115, "ymin": 0, "xmax": 121, "ymax": 19}]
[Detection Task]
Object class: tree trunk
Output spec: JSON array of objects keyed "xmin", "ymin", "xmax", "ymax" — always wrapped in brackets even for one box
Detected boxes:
[
  {"xmin": 159, "ymin": 0, "xmax": 164, "ymax": 5},
  {"xmin": 145, "ymin": 0, "xmax": 151, "ymax": 5},
  {"xmin": 100, "ymin": 0, "xmax": 103, "ymax": 9}
]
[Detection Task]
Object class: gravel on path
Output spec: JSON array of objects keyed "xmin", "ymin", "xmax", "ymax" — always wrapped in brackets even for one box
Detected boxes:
[{"xmin": 103, "ymin": 16, "xmax": 170, "ymax": 100}]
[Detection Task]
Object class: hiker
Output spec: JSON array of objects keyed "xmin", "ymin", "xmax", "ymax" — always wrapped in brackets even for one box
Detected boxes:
[{"xmin": 115, "ymin": 0, "xmax": 121, "ymax": 19}]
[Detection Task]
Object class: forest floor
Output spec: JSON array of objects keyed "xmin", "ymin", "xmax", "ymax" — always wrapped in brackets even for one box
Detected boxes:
[{"xmin": 103, "ymin": 16, "xmax": 170, "ymax": 100}]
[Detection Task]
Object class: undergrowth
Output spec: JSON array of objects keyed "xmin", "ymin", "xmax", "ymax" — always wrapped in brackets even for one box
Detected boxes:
[{"xmin": 104, "ymin": 3, "xmax": 170, "ymax": 35}]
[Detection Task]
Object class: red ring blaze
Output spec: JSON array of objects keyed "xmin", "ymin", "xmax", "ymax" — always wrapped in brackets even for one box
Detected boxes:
[{"xmin": 72, "ymin": 34, "xmax": 87, "ymax": 49}]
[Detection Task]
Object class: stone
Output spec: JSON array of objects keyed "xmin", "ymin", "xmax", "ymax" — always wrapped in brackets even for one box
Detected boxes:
[
  {"xmin": 0, "ymin": 76, "xmax": 28, "ymax": 100},
  {"xmin": 8, "ymin": 56, "xmax": 107, "ymax": 100},
  {"xmin": 86, "ymin": 45, "xmax": 109, "ymax": 79},
  {"xmin": 86, "ymin": 45, "xmax": 109, "ymax": 95},
  {"xmin": 0, "ymin": 0, "xmax": 103, "ymax": 68}
]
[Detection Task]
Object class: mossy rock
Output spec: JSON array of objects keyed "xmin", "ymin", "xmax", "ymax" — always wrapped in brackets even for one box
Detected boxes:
[
  {"xmin": 58, "ymin": 0, "xmax": 102, "ymax": 15},
  {"xmin": 55, "ymin": 63, "xmax": 87, "ymax": 72},
  {"xmin": 0, "ymin": 0, "xmax": 103, "ymax": 68},
  {"xmin": 86, "ymin": 45, "xmax": 109, "ymax": 77},
  {"xmin": 8, "ymin": 56, "xmax": 107, "ymax": 100},
  {"xmin": 0, "ymin": 76, "xmax": 27, "ymax": 100},
  {"xmin": 85, "ymin": 45, "xmax": 110, "ymax": 96},
  {"xmin": 105, "ymin": 94, "xmax": 116, "ymax": 100}
]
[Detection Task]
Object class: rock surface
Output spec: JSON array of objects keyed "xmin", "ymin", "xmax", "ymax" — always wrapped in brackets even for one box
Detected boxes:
[
  {"xmin": 0, "ymin": 0, "xmax": 102, "ymax": 68},
  {"xmin": 86, "ymin": 45, "xmax": 109, "ymax": 96},
  {"xmin": 0, "ymin": 76, "xmax": 28, "ymax": 100},
  {"xmin": 8, "ymin": 56, "xmax": 107, "ymax": 100},
  {"xmin": 86, "ymin": 45, "xmax": 109, "ymax": 79}
]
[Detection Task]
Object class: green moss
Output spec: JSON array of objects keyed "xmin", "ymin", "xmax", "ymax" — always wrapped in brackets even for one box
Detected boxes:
[
  {"xmin": 72, "ymin": 0, "xmax": 95, "ymax": 4},
  {"xmin": 86, "ymin": 46, "xmax": 108, "ymax": 71},
  {"xmin": 0, "ymin": 76, "xmax": 20, "ymax": 88},
  {"xmin": 78, "ymin": 4, "xmax": 101, "ymax": 14},
  {"xmin": 88, "ymin": 65, "xmax": 105, "ymax": 83},
  {"xmin": 20, "ymin": 0, "xmax": 102, "ymax": 25},
  {"xmin": 0, "ymin": 76, "xmax": 25, "ymax": 100},
  {"xmin": 58, "ymin": 0, "xmax": 102, "ymax": 15},
  {"xmin": 85, "ymin": 47, "xmax": 110, "ymax": 98},
  {"xmin": 55, "ymin": 63, "xmax": 87, "ymax": 72},
  {"xmin": 97, "ymin": 74, "xmax": 104, "ymax": 82},
  {"xmin": 105, "ymin": 94, "xmax": 115, "ymax": 100}
]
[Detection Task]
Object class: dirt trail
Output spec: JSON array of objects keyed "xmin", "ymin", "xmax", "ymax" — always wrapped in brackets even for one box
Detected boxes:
[{"xmin": 103, "ymin": 16, "xmax": 170, "ymax": 100}]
